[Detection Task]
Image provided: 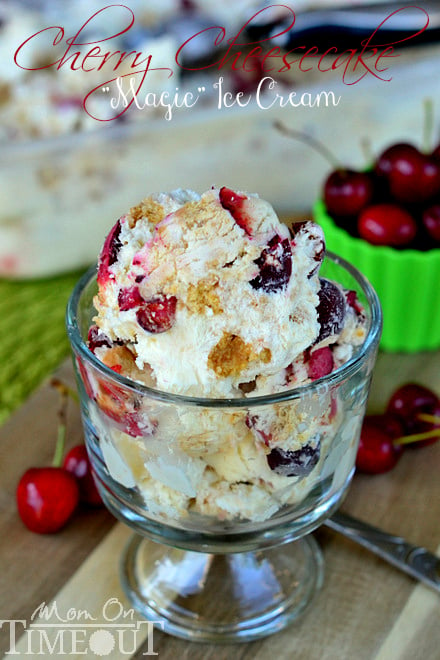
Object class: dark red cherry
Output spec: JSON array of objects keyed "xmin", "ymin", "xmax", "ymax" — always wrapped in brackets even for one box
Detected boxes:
[
  {"xmin": 422, "ymin": 204, "xmax": 440, "ymax": 242},
  {"xmin": 97, "ymin": 220, "xmax": 122, "ymax": 285},
  {"xmin": 407, "ymin": 402, "xmax": 440, "ymax": 448},
  {"xmin": 395, "ymin": 153, "xmax": 440, "ymax": 203},
  {"xmin": 375, "ymin": 143, "xmax": 416, "ymax": 178},
  {"xmin": 250, "ymin": 234, "xmax": 292, "ymax": 293},
  {"xmin": 136, "ymin": 295, "xmax": 177, "ymax": 333},
  {"xmin": 365, "ymin": 413, "xmax": 406, "ymax": 441},
  {"xmin": 358, "ymin": 204, "xmax": 417, "ymax": 247},
  {"xmin": 315, "ymin": 278, "xmax": 346, "ymax": 343},
  {"xmin": 267, "ymin": 440, "xmax": 321, "ymax": 477},
  {"xmin": 323, "ymin": 169, "xmax": 374, "ymax": 217},
  {"xmin": 87, "ymin": 325, "xmax": 112, "ymax": 352},
  {"xmin": 387, "ymin": 383, "xmax": 439, "ymax": 432},
  {"xmin": 87, "ymin": 326, "xmax": 123, "ymax": 354},
  {"xmin": 356, "ymin": 420, "xmax": 401, "ymax": 474},
  {"xmin": 375, "ymin": 143, "xmax": 440, "ymax": 204},
  {"xmin": 386, "ymin": 383, "xmax": 440, "ymax": 447}
]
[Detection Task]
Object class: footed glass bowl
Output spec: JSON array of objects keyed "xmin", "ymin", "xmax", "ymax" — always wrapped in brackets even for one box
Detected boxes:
[{"xmin": 66, "ymin": 253, "xmax": 381, "ymax": 643}]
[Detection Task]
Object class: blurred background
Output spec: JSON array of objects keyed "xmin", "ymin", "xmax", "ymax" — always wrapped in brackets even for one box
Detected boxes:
[{"xmin": 1, "ymin": 0, "xmax": 439, "ymax": 422}]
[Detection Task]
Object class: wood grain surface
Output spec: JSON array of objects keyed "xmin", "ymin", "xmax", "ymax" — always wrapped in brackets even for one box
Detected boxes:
[{"xmin": 1, "ymin": 352, "xmax": 440, "ymax": 659}]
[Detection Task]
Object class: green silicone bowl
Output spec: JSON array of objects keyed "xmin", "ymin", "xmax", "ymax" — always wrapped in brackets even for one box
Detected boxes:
[{"xmin": 313, "ymin": 200, "xmax": 440, "ymax": 353}]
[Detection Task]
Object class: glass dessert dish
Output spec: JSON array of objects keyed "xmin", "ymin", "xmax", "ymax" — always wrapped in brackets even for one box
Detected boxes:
[{"xmin": 66, "ymin": 253, "xmax": 381, "ymax": 643}]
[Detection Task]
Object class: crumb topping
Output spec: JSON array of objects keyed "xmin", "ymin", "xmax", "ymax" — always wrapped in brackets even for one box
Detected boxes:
[
  {"xmin": 174, "ymin": 195, "xmax": 231, "ymax": 234},
  {"xmin": 208, "ymin": 332, "xmax": 271, "ymax": 377},
  {"xmin": 128, "ymin": 198, "xmax": 165, "ymax": 227},
  {"xmin": 0, "ymin": 83, "xmax": 11, "ymax": 107},
  {"xmin": 186, "ymin": 280, "xmax": 223, "ymax": 314},
  {"xmin": 100, "ymin": 345, "xmax": 143, "ymax": 378}
]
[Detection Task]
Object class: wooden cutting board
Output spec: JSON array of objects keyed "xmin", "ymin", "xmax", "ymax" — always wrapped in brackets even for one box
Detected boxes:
[{"xmin": 1, "ymin": 352, "xmax": 440, "ymax": 659}]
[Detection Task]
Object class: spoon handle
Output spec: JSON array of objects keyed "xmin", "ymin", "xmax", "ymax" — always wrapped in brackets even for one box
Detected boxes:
[{"xmin": 325, "ymin": 511, "xmax": 440, "ymax": 594}]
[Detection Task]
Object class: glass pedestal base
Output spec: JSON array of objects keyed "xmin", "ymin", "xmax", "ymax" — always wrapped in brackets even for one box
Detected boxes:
[{"xmin": 120, "ymin": 534, "xmax": 324, "ymax": 643}]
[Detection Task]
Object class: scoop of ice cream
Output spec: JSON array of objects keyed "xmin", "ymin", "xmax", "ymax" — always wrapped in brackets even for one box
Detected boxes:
[
  {"xmin": 93, "ymin": 187, "xmax": 326, "ymax": 397},
  {"xmin": 86, "ymin": 186, "xmax": 368, "ymax": 523}
]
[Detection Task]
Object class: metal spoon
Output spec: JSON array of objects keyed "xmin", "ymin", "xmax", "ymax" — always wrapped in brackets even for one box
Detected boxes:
[{"xmin": 325, "ymin": 511, "xmax": 440, "ymax": 594}]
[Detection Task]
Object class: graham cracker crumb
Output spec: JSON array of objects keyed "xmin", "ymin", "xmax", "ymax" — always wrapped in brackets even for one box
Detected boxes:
[
  {"xmin": 129, "ymin": 198, "xmax": 165, "ymax": 228},
  {"xmin": 100, "ymin": 345, "xmax": 137, "ymax": 372},
  {"xmin": 178, "ymin": 198, "xmax": 214, "ymax": 230},
  {"xmin": 208, "ymin": 333, "xmax": 271, "ymax": 377},
  {"xmin": 175, "ymin": 196, "xmax": 228, "ymax": 233},
  {"xmin": 0, "ymin": 83, "xmax": 11, "ymax": 107},
  {"xmin": 187, "ymin": 280, "xmax": 223, "ymax": 314},
  {"xmin": 259, "ymin": 348, "xmax": 272, "ymax": 364}
]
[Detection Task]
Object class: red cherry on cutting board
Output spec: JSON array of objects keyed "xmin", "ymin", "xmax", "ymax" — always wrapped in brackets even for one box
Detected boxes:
[
  {"xmin": 16, "ymin": 468, "xmax": 79, "ymax": 534},
  {"xmin": 387, "ymin": 383, "xmax": 440, "ymax": 447},
  {"xmin": 356, "ymin": 420, "xmax": 402, "ymax": 474}
]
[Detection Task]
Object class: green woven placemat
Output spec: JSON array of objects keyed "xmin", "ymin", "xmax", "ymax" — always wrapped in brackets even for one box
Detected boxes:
[{"xmin": 0, "ymin": 270, "xmax": 87, "ymax": 425}]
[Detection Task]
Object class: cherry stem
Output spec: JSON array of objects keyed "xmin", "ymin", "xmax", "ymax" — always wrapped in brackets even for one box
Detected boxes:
[
  {"xmin": 51, "ymin": 377, "xmax": 79, "ymax": 404},
  {"xmin": 274, "ymin": 120, "xmax": 341, "ymax": 169},
  {"xmin": 52, "ymin": 389, "xmax": 68, "ymax": 468},
  {"xmin": 417, "ymin": 412, "xmax": 440, "ymax": 425},
  {"xmin": 423, "ymin": 98, "xmax": 434, "ymax": 153},
  {"xmin": 393, "ymin": 429, "xmax": 440, "ymax": 446}
]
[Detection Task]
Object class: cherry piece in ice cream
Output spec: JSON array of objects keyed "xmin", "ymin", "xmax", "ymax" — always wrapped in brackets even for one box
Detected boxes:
[
  {"xmin": 308, "ymin": 347, "xmax": 334, "ymax": 381},
  {"xmin": 219, "ymin": 187, "xmax": 252, "ymax": 236},
  {"xmin": 136, "ymin": 295, "xmax": 177, "ymax": 333},
  {"xmin": 97, "ymin": 220, "xmax": 122, "ymax": 285},
  {"xmin": 118, "ymin": 286, "xmax": 144, "ymax": 311},
  {"xmin": 315, "ymin": 279, "xmax": 346, "ymax": 343},
  {"xmin": 267, "ymin": 441, "xmax": 321, "ymax": 477},
  {"xmin": 87, "ymin": 325, "xmax": 113, "ymax": 352},
  {"xmin": 250, "ymin": 235, "xmax": 292, "ymax": 293}
]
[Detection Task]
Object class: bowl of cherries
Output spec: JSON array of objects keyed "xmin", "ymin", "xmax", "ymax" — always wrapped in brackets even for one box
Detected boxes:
[{"xmin": 314, "ymin": 141, "xmax": 440, "ymax": 352}]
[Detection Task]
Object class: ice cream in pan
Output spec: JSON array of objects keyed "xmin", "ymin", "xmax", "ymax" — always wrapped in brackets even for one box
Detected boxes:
[{"xmin": 84, "ymin": 187, "xmax": 367, "ymax": 522}]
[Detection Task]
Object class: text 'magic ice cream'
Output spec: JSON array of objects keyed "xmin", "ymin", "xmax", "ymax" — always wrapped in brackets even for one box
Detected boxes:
[{"xmin": 82, "ymin": 187, "xmax": 367, "ymax": 522}]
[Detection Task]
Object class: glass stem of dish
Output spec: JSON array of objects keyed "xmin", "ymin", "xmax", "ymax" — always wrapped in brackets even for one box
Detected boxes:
[{"xmin": 120, "ymin": 533, "xmax": 324, "ymax": 643}]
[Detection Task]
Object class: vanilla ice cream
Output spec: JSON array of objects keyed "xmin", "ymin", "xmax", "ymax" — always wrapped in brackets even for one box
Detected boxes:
[{"xmin": 84, "ymin": 187, "xmax": 367, "ymax": 522}]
